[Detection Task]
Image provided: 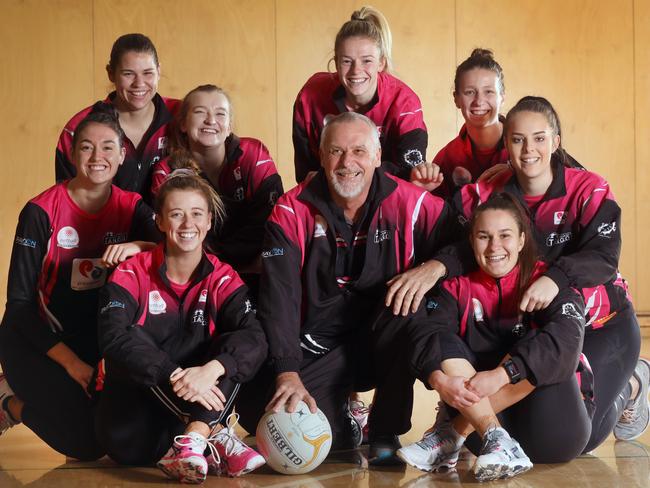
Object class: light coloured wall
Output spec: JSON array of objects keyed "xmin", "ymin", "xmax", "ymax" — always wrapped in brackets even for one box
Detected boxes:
[{"xmin": 0, "ymin": 0, "xmax": 647, "ymax": 318}]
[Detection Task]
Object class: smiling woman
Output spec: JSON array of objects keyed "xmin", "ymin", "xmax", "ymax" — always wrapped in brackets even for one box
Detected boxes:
[
  {"xmin": 55, "ymin": 33, "xmax": 180, "ymax": 198},
  {"xmin": 149, "ymin": 84, "xmax": 283, "ymax": 295},
  {"xmin": 292, "ymin": 6, "xmax": 428, "ymax": 183},
  {"xmin": 0, "ymin": 111, "xmax": 159, "ymax": 460}
]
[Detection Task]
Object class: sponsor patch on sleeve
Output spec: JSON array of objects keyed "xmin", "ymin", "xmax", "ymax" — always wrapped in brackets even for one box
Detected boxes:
[
  {"xmin": 262, "ymin": 247, "xmax": 284, "ymax": 258},
  {"xmin": 15, "ymin": 236, "xmax": 37, "ymax": 248},
  {"xmin": 100, "ymin": 300, "xmax": 126, "ymax": 314}
]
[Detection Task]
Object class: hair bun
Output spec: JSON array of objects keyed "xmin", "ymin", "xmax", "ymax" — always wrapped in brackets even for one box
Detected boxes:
[{"xmin": 470, "ymin": 48, "xmax": 495, "ymax": 59}]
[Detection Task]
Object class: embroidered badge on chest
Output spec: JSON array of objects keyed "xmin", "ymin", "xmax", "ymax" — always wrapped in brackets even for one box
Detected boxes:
[
  {"xmin": 57, "ymin": 226, "xmax": 79, "ymax": 249},
  {"xmin": 149, "ymin": 290, "xmax": 167, "ymax": 315},
  {"xmin": 472, "ymin": 298, "xmax": 485, "ymax": 322}
]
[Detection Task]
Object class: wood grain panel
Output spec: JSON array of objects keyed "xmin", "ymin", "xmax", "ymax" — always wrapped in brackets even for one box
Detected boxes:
[
  {"xmin": 634, "ymin": 0, "xmax": 650, "ymax": 312},
  {"xmin": 275, "ymin": 0, "xmax": 457, "ymax": 187},
  {"xmin": 93, "ymin": 0, "xmax": 277, "ymax": 161},
  {"xmin": 0, "ymin": 0, "xmax": 94, "ymax": 314},
  {"xmin": 456, "ymin": 0, "xmax": 638, "ymax": 303}
]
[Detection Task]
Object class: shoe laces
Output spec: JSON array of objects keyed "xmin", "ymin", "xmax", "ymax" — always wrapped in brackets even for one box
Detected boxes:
[
  {"xmin": 173, "ymin": 432, "xmax": 219, "ymax": 464},
  {"xmin": 619, "ymin": 407, "xmax": 638, "ymax": 425},
  {"xmin": 481, "ymin": 426, "xmax": 504, "ymax": 453},
  {"xmin": 208, "ymin": 413, "xmax": 248, "ymax": 457},
  {"xmin": 350, "ymin": 400, "xmax": 370, "ymax": 416}
]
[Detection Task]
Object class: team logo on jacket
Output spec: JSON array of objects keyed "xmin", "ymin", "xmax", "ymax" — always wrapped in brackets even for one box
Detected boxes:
[
  {"xmin": 472, "ymin": 298, "xmax": 485, "ymax": 322},
  {"xmin": 158, "ymin": 136, "xmax": 168, "ymax": 150},
  {"xmin": 374, "ymin": 229, "xmax": 390, "ymax": 243},
  {"xmin": 562, "ymin": 303, "xmax": 583, "ymax": 320},
  {"xmin": 199, "ymin": 289, "xmax": 208, "ymax": 303},
  {"xmin": 262, "ymin": 247, "xmax": 284, "ymax": 258},
  {"xmin": 104, "ymin": 232, "xmax": 128, "ymax": 245},
  {"xmin": 149, "ymin": 290, "xmax": 167, "ymax": 315},
  {"xmin": 234, "ymin": 167, "xmax": 242, "ymax": 181},
  {"xmin": 546, "ymin": 231, "xmax": 572, "ymax": 247},
  {"xmin": 597, "ymin": 222, "xmax": 616, "ymax": 238},
  {"xmin": 57, "ymin": 226, "xmax": 79, "ymax": 249},
  {"xmin": 404, "ymin": 149, "xmax": 424, "ymax": 167},
  {"xmin": 192, "ymin": 309, "xmax": 206, "ymax": 327},
  {"xmin": 553, "ymin": 212, "xmax": 567, "ymax": 225},
  {"xmin": 71, "ymin": 258, "xmax": 107, "ymax": 290},
  {"xmin": 313, "ymin": 215, "xmax": 328, "ymax": 238}
]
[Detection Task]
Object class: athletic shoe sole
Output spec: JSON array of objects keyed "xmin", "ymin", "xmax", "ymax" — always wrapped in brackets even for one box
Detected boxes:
[
  {"xmin": 157, "ymin": 457, "xmax": 208, "ymax": 484},
  {"xmin": 396, "ymin": 449, "xmax": 458, "ymax": 472}
]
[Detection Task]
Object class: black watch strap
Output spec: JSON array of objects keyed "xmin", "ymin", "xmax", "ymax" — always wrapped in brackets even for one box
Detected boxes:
[{"xmin": 502, "ymin": 359, "xmax": 521, "ymax": 384}]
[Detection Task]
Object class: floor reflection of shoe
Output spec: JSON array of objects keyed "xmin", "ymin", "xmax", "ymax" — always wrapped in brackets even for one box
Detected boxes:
[
  {"xmin": 368, "ymin": 433, "xmax": 403, "ymax": 466},
  {"xmin": 0, "ymin": 374, "xmax": 18, "ymax": 436},
  {"xmin": 614, "ymin": 358, "xmax": 650, "ymax": 441},
  {"xmin": 614, "ymin": 439, "xmax": 650, "ymax": 486},
  {"xmin": 473, "ymin": 427, "xmax": 532, "ymax": 482}
]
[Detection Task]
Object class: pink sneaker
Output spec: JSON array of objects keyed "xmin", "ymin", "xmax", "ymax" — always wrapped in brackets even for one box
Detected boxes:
[
  {"xmin": 157, "ymin": 432, "xmax": 209, "ymax": 484},
  {"xmin": 0, "ymin": 374, "xmax": 18, "ymax": 436},
  {"xmin": 207, "ymin": 413, "xmax": 265, "ymax": 477}
]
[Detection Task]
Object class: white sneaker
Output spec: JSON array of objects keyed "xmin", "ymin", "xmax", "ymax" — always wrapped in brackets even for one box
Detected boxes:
[
  {"xmin": 614, "ymin": 358, "xmax": 650, "ymax": 441},
  {"xmin": 157, "ymin": 432, "xmax": 209, "ymax": 484},
  {"xmin": 397, "ymin": 419, "xmax": 465, "ymax": 472},
  {"xmin": 473, "ymin": 427, "xmax": 532, "ymax": 482},
  {"xmin": 0, "ymin": 374, "xmax": 17, "ymax": 436}
]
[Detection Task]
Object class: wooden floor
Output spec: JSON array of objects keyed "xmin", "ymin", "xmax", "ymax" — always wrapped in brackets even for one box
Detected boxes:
[{"xmin": 1, "ymin": 335, "xmax": 649, "ymax": 487}]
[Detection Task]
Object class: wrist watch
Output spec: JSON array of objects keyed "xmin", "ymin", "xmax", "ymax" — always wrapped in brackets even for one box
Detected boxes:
[{"xmin": 502, "ymin": 359, "xmax": 521, "ymax": 384}]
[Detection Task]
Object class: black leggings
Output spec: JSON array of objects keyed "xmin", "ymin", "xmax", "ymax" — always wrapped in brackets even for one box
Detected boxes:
[
  {"xmin": 95, "ymin": 377, "xmax": 238, "ymax": 465},
  {"xmin": 0, "ymin": 325, "xmax": 103, "ymax": 461},
  {"xmin": 582, "ymin": 306, "xmax": 640, "ymax": 452}
]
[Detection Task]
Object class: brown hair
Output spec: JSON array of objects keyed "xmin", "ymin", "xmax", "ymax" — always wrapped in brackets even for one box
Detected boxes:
[
  {"xmin": 169, "ymin": 84, "xmax": 233, "ymax": 171},
  {"xmin": 154, "ymin": 170, "xmax": 225, "ymax": 227},
  {"xmin": 504, "ymin": 96, "xmax": 577, "ymax": 167},
  {"xmin": 72, "ymin": 110, "xmax": 125, "ymax": 148},
  {"xmin": 454, "ymin": 48, "xmax": 504, "ymax": 94},
  {"xmin": 106, "ymin": 33, "xmax": 159, "ymax": 74},
  {"xmin": 470, "ymin": 192, "xmax": 538, "ymax": 305},
  {"xmin": 333, "ymin": 6, "xmax": 393, "ymax": 72}
]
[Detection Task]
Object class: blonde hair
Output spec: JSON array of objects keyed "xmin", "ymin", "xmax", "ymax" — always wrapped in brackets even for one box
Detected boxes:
[{"xmin": 332, "ymin": 6, "xmax": 393, "ymax": 72}]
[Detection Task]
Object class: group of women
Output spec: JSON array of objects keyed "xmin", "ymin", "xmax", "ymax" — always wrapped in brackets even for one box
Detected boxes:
[{"xmin": 0, "ymin": 4, "xmax": 645, "ymax": 485}]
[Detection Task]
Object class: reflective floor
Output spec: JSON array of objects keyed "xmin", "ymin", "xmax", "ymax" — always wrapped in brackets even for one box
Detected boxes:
[{"xmin": 1, "ymin": 336, "xmax": 649, "ymax": 487}]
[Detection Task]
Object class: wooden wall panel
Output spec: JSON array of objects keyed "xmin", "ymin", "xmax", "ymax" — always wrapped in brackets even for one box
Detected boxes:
[
  {"xmin": 0, "ymin": 0, "xmax": 94, "ymax": 312},
  {"xmin": 456, "ymin": 0, "xmax": 638, "ymax": 305},
  {"xmin": 93, "ymin": 0, "xmax": 277, "ymax": 159},
  {"xmin": 275, "ymin": 0, "xmax": 457, "ymax": 187},
  {"xmin": 635, "ymin": 0, "xmax": 650, "ymax": 313}
]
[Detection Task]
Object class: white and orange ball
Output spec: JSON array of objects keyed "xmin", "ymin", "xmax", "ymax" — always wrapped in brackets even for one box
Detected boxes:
[{"xmin": 256, "ymin": 401, "xmax": 332, "ymax": 475}]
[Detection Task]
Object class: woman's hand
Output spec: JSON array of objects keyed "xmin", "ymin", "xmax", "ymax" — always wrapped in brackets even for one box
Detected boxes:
[
  {"xmin": 429, "ymin": 370, "xmax": 480, "ymax": 409},
  {"xmin": 410, "ymin": 162, "xmax": 444, "ymax": 192},
  {"xmin": 466, "ymin": 368, "xmax": 510, "ymax": 399},
  {"xmin": 170, "ymin": 360, "xmax": 226, "ymax": 409},
  {"xmin": 386, "ymin": 260, "xmax": 447, "ymax": 315},
  {"xmin": 101, "ymin": 241, "xmax": 155, "ymax": 268},
  {"xmin": 519, "ymin": 276, "xmax": 559, "ymax": 312},
  {"xmin": 46, "ymin": 342, "xmax": 94, "ymax": 396}
]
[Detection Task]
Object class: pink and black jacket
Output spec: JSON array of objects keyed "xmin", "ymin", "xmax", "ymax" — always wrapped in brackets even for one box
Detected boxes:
[
  {"xmin": 55, "ymin": 93, "xmax": 180, "ymax": 197},
  {"xmin": 437, "ymin": 159, "xmax": 631, "ymax": 330},
  {"xmin": 258, "ymin": 169, "xmax": 458, "ymax": 374},
  {"xmin": 151, "ymin": 135, "xmax": 283, "ymax": 267},
  {"xmin": 1, "ymin": 183, "xmax": 157, "ymax": 364},
  {"xmin": 293, "ymin": 72, "xmax": 428, "ymax": 182},
  {"xmin": 97, "ymin": 244, "xmax": 267, "ymax": 386}
]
